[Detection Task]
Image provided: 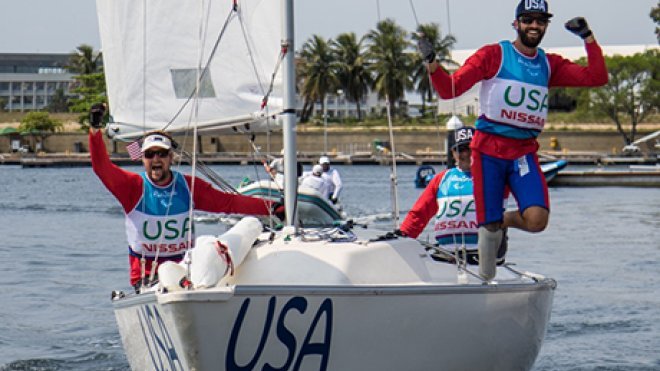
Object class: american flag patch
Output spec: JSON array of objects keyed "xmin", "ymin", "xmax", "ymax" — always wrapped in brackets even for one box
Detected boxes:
[{"xmin": 126, "ymin": 140, "xmax": 142, "ymax": 161}]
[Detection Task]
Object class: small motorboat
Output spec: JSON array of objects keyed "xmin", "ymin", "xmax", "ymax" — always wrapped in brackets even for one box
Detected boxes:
[
  {"xmin": 541, "ymin": 159, "xmax": 568, "ymax": 183},
  {"xmin": 414, "ymin": 164, "xmax": 436, "ymax": 188}
]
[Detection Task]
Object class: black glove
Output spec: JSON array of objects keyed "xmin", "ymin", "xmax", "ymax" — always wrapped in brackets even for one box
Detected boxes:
[
  {"xmin": 330, "ymin": 196, "xmax": 339, "ymax": 205},
  {"xmin": 564, "ymin": 17, "xmax": 592, "ymax": 39},
  {"xmin": 372, "ymin": 229, "xmax": 407, "ymax": 241},
  {"xmin": 271, "ymin": 201, "xmax": 285, "ymax": 221},
  {"xmin": 89, "ymin": 103, "xmax": 106, "ymax": 129},
  {"xmin": 417, "ymin": 37, "xmax": 436, "ymax": 64}
]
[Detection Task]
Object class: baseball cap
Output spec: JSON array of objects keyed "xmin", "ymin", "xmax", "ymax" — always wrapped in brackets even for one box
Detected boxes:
[
  {"xmin": 319, "ymin": 156, "xmax": 330, "ymax": 165},
  {"xmin": 312, "ymin": 164, "xmax": 324, "ymax": 175},
  {"xmin": 452, "ymin": 126, "xmax": 475, "ymax": 150},
  {"xmin": 515, "ymin": 0, "xmax": 553, "ymax": 19},
  {"xmin": 141, "ymin": 133, "xmax": 173, "ymax": 152}
]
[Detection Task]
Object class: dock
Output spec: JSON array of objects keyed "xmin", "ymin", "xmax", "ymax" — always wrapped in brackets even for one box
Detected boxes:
[{"xmin": 550, "ymin": 169, "xmax": 660, "ymax": 187}]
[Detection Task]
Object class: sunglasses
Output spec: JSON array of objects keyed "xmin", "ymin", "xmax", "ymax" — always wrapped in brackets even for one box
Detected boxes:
[
  {"xmin": 143, "ymin": 149, "xmax": 170, "ymax": 159},
  {"xmin": 519, "ymin": 16, "xmax": 549, "ymax": 26}
]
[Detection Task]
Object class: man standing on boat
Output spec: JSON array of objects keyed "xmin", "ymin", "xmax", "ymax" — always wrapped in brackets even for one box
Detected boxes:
[
  {"xmin": 417, "ymin": 0, "xmax": 608, "ymax": 279},
  {"xmin": 300, "ymin": 164, "xmax": 333, "ymax": 199},
  {"xmin": 318, "ymin": 156, "xmax": 343, "ymax": 204},
  {"xmin": 399, "ymin": 127, "xmax": 507, "ymax": 264},
  {"xmin": 88, "ymin": 104, "xmax": 278, "ymax": 291}
]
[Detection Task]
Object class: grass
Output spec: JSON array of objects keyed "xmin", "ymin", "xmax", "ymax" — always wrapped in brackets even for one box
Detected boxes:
[{"xmin": 0, "ymin": 112, "xmax": 80, "ymax": 124}]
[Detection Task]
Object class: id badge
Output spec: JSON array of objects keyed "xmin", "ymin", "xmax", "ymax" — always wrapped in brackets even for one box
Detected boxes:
[{"xmin": 517, "ymin": 156, "xmax": 529, "ymax": 177}]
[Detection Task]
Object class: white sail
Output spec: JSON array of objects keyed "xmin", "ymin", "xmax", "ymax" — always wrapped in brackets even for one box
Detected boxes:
[{"xmin": 96, "ymin": 0, "xmax": 283, "ymax": 139}]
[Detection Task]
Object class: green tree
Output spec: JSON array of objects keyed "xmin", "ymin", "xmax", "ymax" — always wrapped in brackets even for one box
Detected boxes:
[
  {"xmin": 584, "ymin": 50, "xmax": 660, "ymax": 145},
  {"xmin": 651, "ymin": 2, "xmax": 660, "ymax": 43},
  {"xmin": 365, "ymin": 19, "xmax": 414, "ymax": 117},
  {"xmin": 68, "ymin": 44, "xmax": 103, "ymax": 74},
  {"xmin": 331, "ymin": 32, "xmax": 372, "ymax": 121},
  {"xmin": 298, "ymin": 35, "xmax": 339, "ymax": 122},
  {"xmin": 68, "ymin": 73, "xmax": 107, "ymax": 128},
  {"xmin": 411, "ymin": 23, "xmax": 457, "ymax": 116},
  {"xmin": 46, "ymin": 88, "xmax": 70, "ymax": 113},
  {"xmin": 0, "ymin": 97, "xmax": 7, "ymax": 112},
  {"xmin": 18, "ymin": 111, "xmax": 63, "ymax": 152},
  {"xmin": 67, "ymin": 44, "xmax": 106, "ymax": 128}
]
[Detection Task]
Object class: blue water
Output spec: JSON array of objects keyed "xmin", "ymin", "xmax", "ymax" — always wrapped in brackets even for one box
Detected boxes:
[{"xmin": 0, "ymin": 164, "xmax": 658, "ymax": 370}]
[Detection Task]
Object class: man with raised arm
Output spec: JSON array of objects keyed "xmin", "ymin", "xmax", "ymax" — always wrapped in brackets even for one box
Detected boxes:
[
  {"xmin": 417, "ymin": 0, "xmax": 608, "ymax": 279},
  {"xmin": 88, "ymin": 104, "xmax": 278, "ymax": 291}
]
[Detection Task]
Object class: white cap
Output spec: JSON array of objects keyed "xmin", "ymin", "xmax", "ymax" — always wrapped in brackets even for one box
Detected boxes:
[
  {"xmin": 319, "ymin": 156, "xmax": 330, "ymax": 164},
  {"xmin": 312, "ymin": 164, "xmax": 323, "ymax": 175},
  {"xmin": 141, "ymin": 134, "xmax": 172, "ymax": 152}
]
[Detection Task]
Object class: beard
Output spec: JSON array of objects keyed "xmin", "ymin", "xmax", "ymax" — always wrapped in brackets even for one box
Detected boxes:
[{"xmin": 517, "ymin": 27, "xmax": 545, "ymax": 48}]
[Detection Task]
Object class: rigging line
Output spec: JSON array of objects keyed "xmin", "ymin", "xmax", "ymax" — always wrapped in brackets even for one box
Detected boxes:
[
  {"xmin": 376, "ymin": 0, "xmax": 381, "ymax": 22},
  {"xmin": 237, "ymin": 4, "xmax": 287, "ymax": 116},
  {"xmin": 408, "ymin": 0, "xmax": 420, "ymax": 27},
  {"xmin": 444, "ymin": 0, "xmax": 464, "ymax": 248},
  {"xmin": 244, "ymin": 133, "xmax": 284, "ymax": 193},
  {"xmin": 139, "ymin": 0, "xmax": 148, "ymax": 289},
  {"xmin": 245, "ymin": 135, "xmax": 280, "ymax": 229},
  {"xmin": 181, "ymin": 150, "xmax": 238, "ymax": 193},
  {"xmin": 237, "ymin": 6, "xmax": 267, "ymax": 96},
  {"xmin": 147, "ymin": 0, "xmax": 216, "ymax": 286},
  {"xmin": 407, "ymin": 0, "xmax": 445, "ymax": 158},
  {"xmin": 142, "ymin": 0, "xmax": 147, "ymax": 135},
  {"xmin": 260, "ymin": 48, "xmax": 286, "ymax": 110},
  {"xmin": 446, "ymin": 0, "xmax": 457, "ymax": 115},
  {"xmin": 162, "ymin": 6, "xmax": 237, "ymax": 131},
  {"xmin": 385, "ymin": 94, "xmax": 400, "ymax": 229}
]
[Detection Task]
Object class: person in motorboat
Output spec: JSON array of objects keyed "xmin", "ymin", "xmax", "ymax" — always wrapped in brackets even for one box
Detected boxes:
[
  {"xmin": 263, "ymin": 149, "xmax": 284, "ymax": 186},
  {"xmin": 300, "ymin": 164, "xmax": 332, "ymax": 199},
  {"xmin": 318, "ymin": 156, "xmax": 342, "ymax": 204},
  {"xmin": 87, "ymin": 103, "xmax": 281, "ymax": 292},
  {"xmin": 398, "ymin": 127, "xmax": 507, "ymax": 265},
  {"xmin": 417, "ymin": 0, "xmax": 608, "ymax": 279}
]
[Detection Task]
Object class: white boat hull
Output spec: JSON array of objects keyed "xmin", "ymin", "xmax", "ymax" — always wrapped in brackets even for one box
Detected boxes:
[
  {"xmin": 114, "ymin": 231, "xmax": 555, "ymax": 371},
  {"xmin": 115, "ymin": 283, "xmax": 553, "ymax": 371}
]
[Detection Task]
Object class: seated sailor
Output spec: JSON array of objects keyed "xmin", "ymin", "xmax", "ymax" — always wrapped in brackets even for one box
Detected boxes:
[
  {"xmin": 300, "ymin": 164, "xmax": 332, "ymax": 199},
  {"xmin": 399, "ymin": 127, "xmax": 507, "ymax": 265}
]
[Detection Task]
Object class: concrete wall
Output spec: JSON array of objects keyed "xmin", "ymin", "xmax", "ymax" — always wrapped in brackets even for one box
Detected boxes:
[{"xmin": 0, "ymin": 129, "xmax": 651, "ymax": 155}]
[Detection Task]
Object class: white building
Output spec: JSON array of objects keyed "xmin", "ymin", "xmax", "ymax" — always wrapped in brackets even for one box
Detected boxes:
[{"xmin": 0, "ymin": 53, "xmax": 76, "ymax": 112}]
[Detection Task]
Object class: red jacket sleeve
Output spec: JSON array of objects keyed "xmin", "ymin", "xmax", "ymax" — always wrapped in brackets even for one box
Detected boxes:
[
  {"xmin": 89, "ymin": 130, "xmax": 142, "ymax": 213},
  {"xmin": 429, "ymin": 44, "xmax": 501, "ymax": 99},
  {"xmin": 400, "ymin": 170, "xmax": 447, "ymax": 238},
  {"xmin": 186, "ymin": 176, "xmax": 272, "ymax": 216},
  {"xmin": 548, "ymin": 41, "xmax": 608, "ymax": 87}
]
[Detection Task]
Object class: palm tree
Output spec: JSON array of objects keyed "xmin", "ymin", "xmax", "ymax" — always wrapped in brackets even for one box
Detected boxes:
[
  {"xmin": 68, "ymin": 44, "xmax": 103, "ymax": 74},
  {"xmin": 411, "ymin": 23, "xmax": 457, "ymax": 116},
  {"xmin": 298, "ymin": 35, "xmax": 339, "ymax": 122},
  {"xmin": 365, "ymin": 19, "xmax": 414, "ymax": 117},
  {"xmin": 331, "ymin": 33, "xmax": 372, "ymax": 121}
]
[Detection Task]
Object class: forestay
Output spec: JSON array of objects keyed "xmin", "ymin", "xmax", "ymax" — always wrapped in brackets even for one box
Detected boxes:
[{"xmin": 96, "ymin": 0, "xmax": 283, "ymax": 139}]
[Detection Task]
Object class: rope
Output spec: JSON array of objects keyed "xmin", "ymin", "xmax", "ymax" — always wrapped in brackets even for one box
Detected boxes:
[
  {"xmin": 446, "ymin": 0, "xmax": 458, "ymax": 114},
  {"xmin": 407, "ymin": 0, "xmax": 468, "ymax": 277},
  {"xmin": 408, "ymin": 0, "xmax": 420, "ymax": 27},
  {"xmin": 384, "ymin": 95, "xmax": 400, "ymax": 230}
]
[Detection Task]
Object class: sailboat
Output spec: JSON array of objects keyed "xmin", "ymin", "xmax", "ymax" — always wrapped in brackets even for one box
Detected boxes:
[{"xmin": 97, "ymin": 1, "xmax": 555, "ymax": 370}]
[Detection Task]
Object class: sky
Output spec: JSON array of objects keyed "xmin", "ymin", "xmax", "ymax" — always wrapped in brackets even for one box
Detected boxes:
[{"xmin": 0, "ymin": 0, "xmax": 657, "ymax": 54}]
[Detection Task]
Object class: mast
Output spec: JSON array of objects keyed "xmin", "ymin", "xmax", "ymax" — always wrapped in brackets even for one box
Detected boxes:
[{"xmin": 282, "ymin": 0, "xmax": 297, "ymax": 228}]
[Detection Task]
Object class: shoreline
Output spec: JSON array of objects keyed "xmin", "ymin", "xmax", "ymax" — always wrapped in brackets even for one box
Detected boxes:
[{"xmin": 2, "ymin": 151, "xmax": 657, "ymax": 168}]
